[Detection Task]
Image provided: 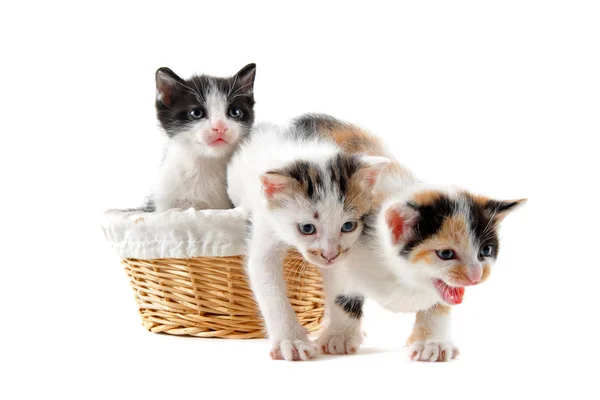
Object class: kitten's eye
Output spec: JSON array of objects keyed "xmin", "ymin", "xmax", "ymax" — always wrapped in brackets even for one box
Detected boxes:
[
  {"xmin": 436, "ymin": 249, "xmax": 456, "ymax": 260},
  {"xmin": 341, "ymin": 220, "xmax": 357, "ymax": 233},
  {"xmin": 189, "ymin": 108, "xmax": 204, "ymax": 119},
  {"xmin": 298, "ymin": 223, "xmax": 317, "ymax": 235},
  {"xmin": 228, "ymin": 107, "xmax": 243, "ymax": 119},
  {"xmin": 480, "ymin": 245, "xmax": 494, "ymax": 257}
]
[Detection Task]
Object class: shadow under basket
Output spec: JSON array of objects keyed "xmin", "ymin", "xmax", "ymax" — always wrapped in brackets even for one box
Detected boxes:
[{"xmin": 123, "ymin": 253, "xmax": 324, "ymax": 339}]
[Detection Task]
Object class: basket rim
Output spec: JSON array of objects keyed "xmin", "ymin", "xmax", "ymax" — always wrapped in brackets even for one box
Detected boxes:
[{"xmin": 101, "ymin": 207, "xmax": 249, "ymax": 259}]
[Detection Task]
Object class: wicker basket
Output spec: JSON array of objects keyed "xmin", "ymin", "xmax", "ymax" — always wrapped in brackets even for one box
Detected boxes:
[
  {"xmin": 123, "ymin": 252, "xmax": 324, "ymax": 339},
  {"xmin": 102, "ymin": 207, "xmax": 325, "ymax": 339}
]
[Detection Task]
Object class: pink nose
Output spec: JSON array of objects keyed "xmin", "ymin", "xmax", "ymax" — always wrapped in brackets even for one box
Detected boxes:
[
  {"xmin": 466, "ymin": 265, "xmax": 483, "ymax": 284},
  {"xmin": 212, "ymin": 121, "xmax": 228, "ymax": 134},
  {"xmin": 321, "ymin": 250, "xmax": 340, "ymax": 262}
]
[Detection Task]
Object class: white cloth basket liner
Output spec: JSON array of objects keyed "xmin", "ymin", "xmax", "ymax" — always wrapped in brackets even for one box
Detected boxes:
[{"xmin": 101, "ymin": 207, "xmax": 249, "ymax": 259}]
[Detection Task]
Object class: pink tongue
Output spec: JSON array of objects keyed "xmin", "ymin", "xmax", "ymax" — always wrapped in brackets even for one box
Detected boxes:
[{"xmin": 434, "ymin": 279, "xmax": 465, "ymax": 305}]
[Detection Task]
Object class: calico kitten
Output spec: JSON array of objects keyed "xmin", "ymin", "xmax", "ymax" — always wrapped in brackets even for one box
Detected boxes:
[
  {"xmin": 227, "ymin": 121, "xmax": 390, "ymax": 361},
  {"xmin": 294, "ymin": 114, "xmax": 525, "ymax": 361},
  {"xmin": 148, "ymin": 63, "xmax": 256, "ymax": 212}
]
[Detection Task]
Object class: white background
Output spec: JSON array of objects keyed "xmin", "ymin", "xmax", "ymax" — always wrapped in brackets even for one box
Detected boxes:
[{"xmin": 2, "ymin": 1, "xmax": 599, "ymax": 399}]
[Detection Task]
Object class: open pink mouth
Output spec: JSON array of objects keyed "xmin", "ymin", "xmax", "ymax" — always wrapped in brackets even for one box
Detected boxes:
[{"xmin": 433, "ymin": 279, "xmax": 465, "ymax": 305}]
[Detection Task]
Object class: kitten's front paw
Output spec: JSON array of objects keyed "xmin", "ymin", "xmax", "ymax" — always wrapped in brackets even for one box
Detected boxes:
[
  {"xmin": 270, "ymin": 339, "xmax": 318, "ymax": 361},
  {"xmin": 317, "ymin": 329, "xmax": 364, "ymax": 355},
  {"xmin": 407, "ymin": 340, "xmax": 459, "ymax": 362}
]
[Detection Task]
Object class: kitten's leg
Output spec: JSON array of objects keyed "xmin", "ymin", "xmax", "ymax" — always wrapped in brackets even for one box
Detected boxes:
[
  {"xmin": 316, "ymin": 268, "xmax": 364, "ymax": 355},
  {"xmin": 406, "ymin": 303, "xmax": 459, "ymax": 362},
  {"xmin": 247, "ymin": 219, "xmax": 317, "ymax": 361}
]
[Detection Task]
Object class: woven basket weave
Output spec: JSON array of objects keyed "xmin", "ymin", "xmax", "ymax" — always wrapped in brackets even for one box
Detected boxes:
[{"xmin": 123, "ymin": 251, "xmax": 325, "ymax": 339}]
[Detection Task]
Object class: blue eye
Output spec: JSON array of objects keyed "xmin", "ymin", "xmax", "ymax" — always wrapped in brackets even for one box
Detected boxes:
[
  {"xmin": 228, "ymin": 107, "xmax": 243, "ymax": 118},
  {"xmin": 189, "ymin": 108, "xmax": 204, "ymax": 119},
  {"xmin": 298, "ymin": 223, "xmax": 316, "ymax": 235},
  {"xmin": 436, "ymin": 249, "xmax": 455, "ymax": 260},
  {"xmin": 341, "ymin": 220, "xmax": 357, "ymax": 233},
  {"xmin": 480, "ymin": 245, "xmax": 494, "ymax": 257}
]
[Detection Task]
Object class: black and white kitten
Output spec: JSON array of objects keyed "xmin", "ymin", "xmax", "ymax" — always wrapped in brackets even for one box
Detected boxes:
[{"xmin": 147, "ymin": 63, "xmax": 256, "ymax": 212}]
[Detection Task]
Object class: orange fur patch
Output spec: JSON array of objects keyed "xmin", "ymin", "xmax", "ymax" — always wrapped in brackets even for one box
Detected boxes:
[
  {"xmin": 429, "ymin": 303, "xmax": 451, "ymax": 316},
  {"xmin": 345, "ymin": 177, "xmax": 374, "ymax": 215},
  {"xmin": 437, "ymin": 214, "xmax": 469, "ymax": 247},
  {"xmin": 411, "ymin": 249, "xmax": 433, "ymax": 264},
  {"xmin": 409, "ymin": 214, "xmax": 470, "ymax": 265},
  {"xmin": 406, "ymin": 324, "xmax": 432, "ymax": 345},
  {"xmin": 322, "ymin": 125, "xmax": 414, "ymax": 186},
  {"xmin": 406, "ymin": 304, "xmax": 450, "ymax": 345},
  {"xmin": 443, "ymin": 263, "xmax": 492, "ymax": 286},
  {"xmin": 480, "ymin": 263, "xmax": 491, "ymax": 283},
  {"xmin": 446, "ymin": 264, "xmax": 469, "ymax": 283},
  {"xmin": 328, "ymin": 126, "xmax": 383, "ymax": 156},
  {"xmin": 412, "ymin": 191, "xmax": 444, "ymax": 207},
  {"xmin": 469, "ymin": 193, "xmax": 491, "ymax": 207}
]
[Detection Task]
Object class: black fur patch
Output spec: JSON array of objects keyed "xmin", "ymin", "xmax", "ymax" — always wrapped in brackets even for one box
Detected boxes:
[
  {"xmin": 335, "ymin": 294, "xmax": 365, "ymax": 319},
  {"xmin": 358, "ymin": 210, "xmax": 378, "ymax": 243},
  {"xmin": 401, "ymin": 195, "xmax": 456, "ymax": 256},
  {"xmin": 327, "ymin": 153, "xmax": 362, "ymax": 202},
  {"xmin": 278, "ymin": 161, "xmax": 326, "ymax": 201},
  {"xmin": 275, "ymin": 153, "xmax": 366, "ymax": 203},
  {"xmin": 120, "ymin": 197, "xmax": 156, "ymax": 213},
  {"xmin": 485, "ymin": 200, "xmax": 520, "ymax": 214},
  {"xmin": 467, "ymin": 197, "xmax": 499, "ymax": 260},
  {"xmin": 155, "ymin": 64, "xmax": 256, "ymax": 137}
]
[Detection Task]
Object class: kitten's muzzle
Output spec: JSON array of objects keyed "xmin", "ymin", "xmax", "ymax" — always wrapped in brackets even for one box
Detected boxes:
[
  {"xmin": 444, "ymin": 264, "xmax": 483, "ymax": 287},
  {"xmin": 465, "ymin": 264, "xmax": 483, "ymax": 284},
  {"xmin": 320, "ymin": 249, "xmax": 340, "ymax": 263},
  {"xmin": 306, "ymin": 246, "xmax": 345, "ymax": 267},
  {"xmin": 211, "ymin": 119, "xmax": 228, "ymax": 134}
]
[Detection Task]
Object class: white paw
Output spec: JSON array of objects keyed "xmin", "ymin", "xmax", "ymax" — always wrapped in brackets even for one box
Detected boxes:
[
  {"xmin": 317, "ymin": 329, "xmax": 364, "ymax": 355},
  {"xmin": 270, "ymin": 338, "xmax": 318, "ymax": 361},
  {"xmin": 407, "ymin": 340, "xmax": 460, "ymax": 362}
]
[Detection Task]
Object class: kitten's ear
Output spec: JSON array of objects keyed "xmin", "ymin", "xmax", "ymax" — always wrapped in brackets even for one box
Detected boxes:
[
  {"xmin": 355, "ymin": 156, "xmax": 390, "ymax": 191},
  {"xmin": 156, "ymin": 67, "xmax": 184, "ymax": 106},
  {"xmin": 384, "ymin": 201, "xmax": 420, "ymax": 245},
  {"xmin": 260, "ymin": 171, "xmax": 296, "ymax": 201},
  {"xmin": 486, "ymin": 198, "xmax": 527, "ymax": 222},
  {"xmin": 233, "ymin": 63, "xmax": 256, "ymax": 95}
]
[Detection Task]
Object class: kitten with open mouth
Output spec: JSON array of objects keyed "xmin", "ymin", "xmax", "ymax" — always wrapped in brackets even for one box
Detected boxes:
[{"xmin": 292, "ymin": 114, "xmax": 526, "ymax": 361}]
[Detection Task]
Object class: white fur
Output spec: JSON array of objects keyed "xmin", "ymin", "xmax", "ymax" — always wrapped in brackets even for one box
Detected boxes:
[
  {"xmin": 153, "ymin": 89, "xmax": 246, "ymax": 212},
  {"xmin": 316, "ymin": 268, "xmax": 364, "ymax": 355},
  {"xmin": 227, "ymin": 121, "xmax": 388, "ymax": 360}
]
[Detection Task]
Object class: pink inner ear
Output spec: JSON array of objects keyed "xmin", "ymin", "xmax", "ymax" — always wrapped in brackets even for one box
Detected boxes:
[
  {"xmin": 160, "ymin": 91, "xmax": 172, "ymax": 106},
  {"xmin": 261, "ymin": 176, "xmax": 286, "ymax": 198},
  {"xmin": 385, "ymin": 209, "xmax": 405, "ymax": 243}
]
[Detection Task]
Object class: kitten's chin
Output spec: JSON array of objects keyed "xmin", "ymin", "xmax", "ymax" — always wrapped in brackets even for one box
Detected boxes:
[{"xmin": 198, "ymin": 140, "xmax": 236, "ymax": 158}]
